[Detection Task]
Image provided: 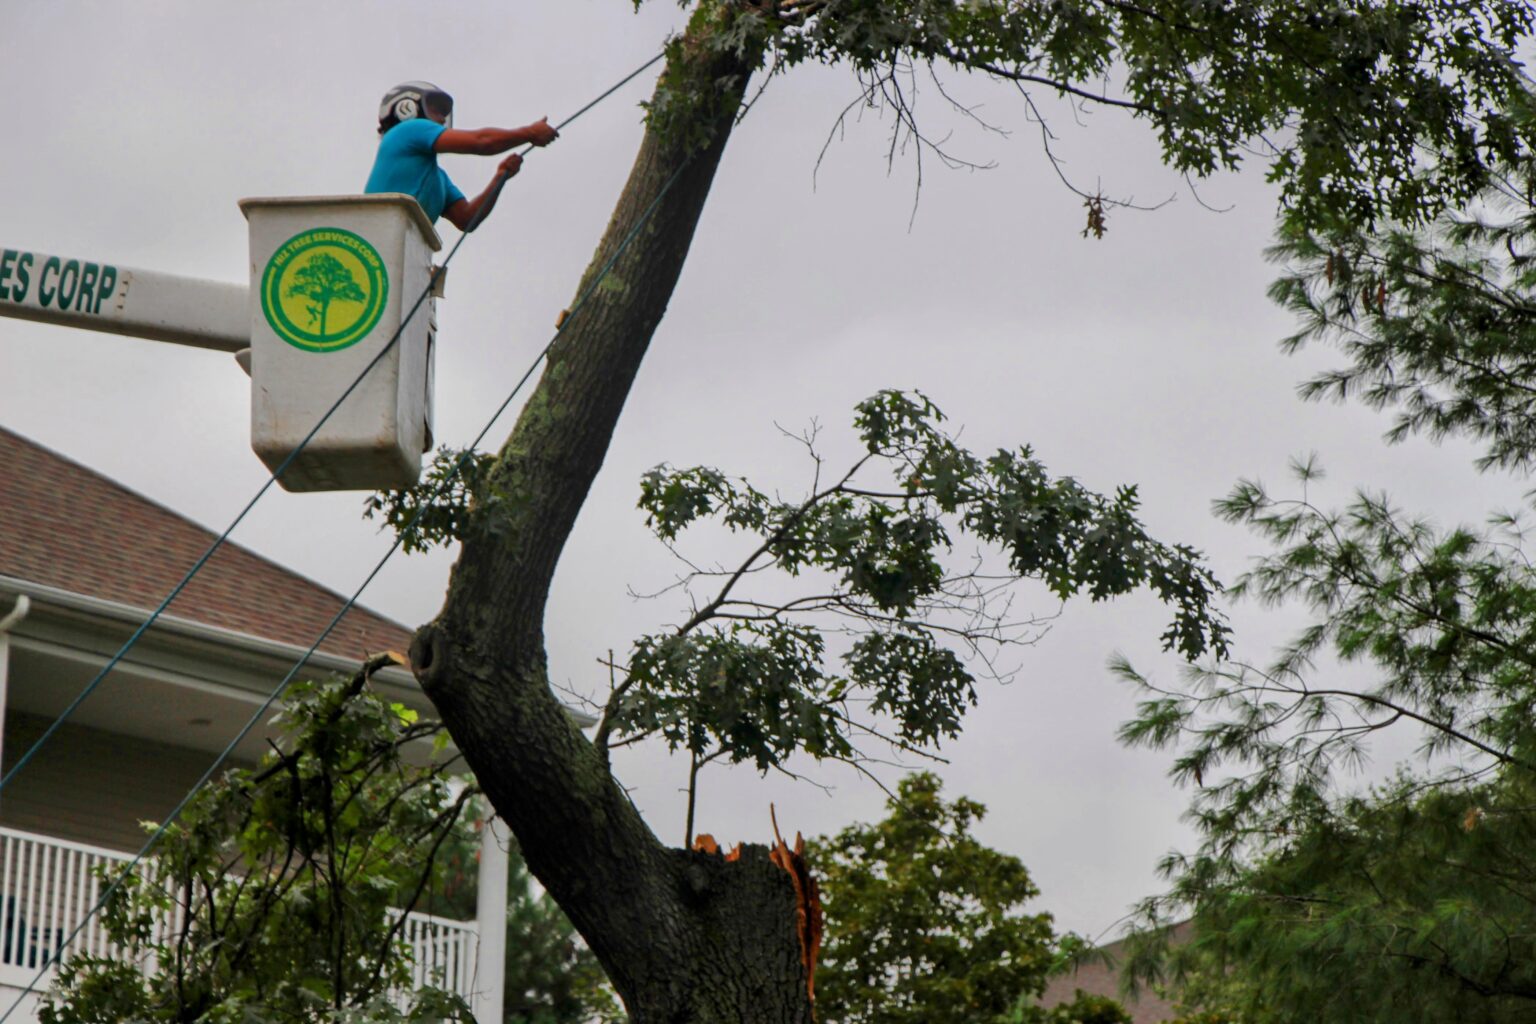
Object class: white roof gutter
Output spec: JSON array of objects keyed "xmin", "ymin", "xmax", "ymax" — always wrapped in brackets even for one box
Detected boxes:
[
  {"xmin": 0, "ymin": 574, "xmax": 417, "ymax": 688},
  {"xmin": 0, "ymin": 575, "xmax": 597, "ymax": 726}
]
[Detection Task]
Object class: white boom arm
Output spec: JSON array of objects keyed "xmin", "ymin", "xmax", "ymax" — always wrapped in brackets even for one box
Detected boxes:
[{"xmin": 0, "ymin": 246, "xmax": 247, "ymax": 353}]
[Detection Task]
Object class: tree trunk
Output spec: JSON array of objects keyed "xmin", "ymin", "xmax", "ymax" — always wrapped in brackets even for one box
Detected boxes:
[{"xmin": 410, "ymin": 8, "xmax": 814, "ymax": 1021}]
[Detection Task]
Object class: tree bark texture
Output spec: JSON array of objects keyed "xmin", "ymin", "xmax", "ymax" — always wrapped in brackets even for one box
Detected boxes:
[{"xmin": 411, "ymin": 11, "xmax": 815, "ymax": 1022}]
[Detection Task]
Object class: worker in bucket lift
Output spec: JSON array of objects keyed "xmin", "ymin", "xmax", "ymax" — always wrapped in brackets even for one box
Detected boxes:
[{"xmin": 365, "ymin": 81, "xmax": 558, "ymax": 230}]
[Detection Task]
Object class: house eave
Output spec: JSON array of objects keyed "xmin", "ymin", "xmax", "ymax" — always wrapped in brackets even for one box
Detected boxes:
[
  {"xmin": 0, "ymin": 573, "xmax": 420, "ymax": 694},
  {"xmin": 0, "ymin": 575, "xmax": 596, "ymax": 728}
]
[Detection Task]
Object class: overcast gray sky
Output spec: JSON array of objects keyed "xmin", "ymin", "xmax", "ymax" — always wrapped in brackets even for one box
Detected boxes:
[{"xmin": 0, "ymin": 1, "xmax": 1519, "ymax": 940}]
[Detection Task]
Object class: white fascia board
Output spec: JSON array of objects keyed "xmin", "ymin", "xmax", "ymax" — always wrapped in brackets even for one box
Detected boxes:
[
  {"xmin": 0, "ymin": 576, "xmax": 597, "ymax": 727},
  {"xmin": 0, "ymin": 574, "xmax": 419, "ymax": 698}
]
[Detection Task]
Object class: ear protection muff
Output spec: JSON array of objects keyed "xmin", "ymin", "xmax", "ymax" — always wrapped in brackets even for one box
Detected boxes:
[{"xmin": 393, "ymin": 96, "xmax": 420, "ymax": 122}]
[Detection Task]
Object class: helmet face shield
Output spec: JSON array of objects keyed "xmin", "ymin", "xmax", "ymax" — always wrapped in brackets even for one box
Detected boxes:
[{"xmin": 423, "ymin": 90, "xmax": 453, "ymax": 129}]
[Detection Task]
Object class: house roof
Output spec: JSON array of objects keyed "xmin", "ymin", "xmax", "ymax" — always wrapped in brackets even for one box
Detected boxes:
[
  {"xmin": 1039, "ymin": 920, "xmax": 1194, "ymax": 1024},
  {"xmin": 0, "ymin": 425, "xmax": 415, "ymax": 661}
]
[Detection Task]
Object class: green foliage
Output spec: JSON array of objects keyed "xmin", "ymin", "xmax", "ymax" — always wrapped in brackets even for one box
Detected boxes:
[
  {"xmin": 1115, "ymin": 474, "xmax": 1536, "ymax": 1020},
  {"xmin": 39, "ymin": 674, "xmax": 622, "ymax": 1024},
  {"xmin": 606, "ymin": 390, "xmax": 1227, "ymax": 774},
  {"xmin": 1116, "ymin": 465, "xmax": 1536, "ymax": 854},
  {"xmin": 642, "ymin": 0, "xmax": 774, "ymax": 153},
  {"xmin": 41, "ymin": 677, "xmax": 478, "ymax": 1024},
  {"xmin": 1269, "ymin": 118, "xmax": 1536, "ymax": 471},
  {"xmin": 1162, "ymin": 1013, "xmax": 1243, "ymax": 1024},
  {"xmin": 640, "ymin": 0, "xmax": 1534, "ymax": 229},
  {"xmin": 1024, "ymin": 990, "xmax": 1133, "ymax": 1024},
  {"xmin": 1157, "ymin": 771, "xmax": 1536, "ymax": 1023},
  {"xmin": 1111, "ymin": 472, "xmax": 1536, "ymax": 1021},
  {"xmin": 812, "ymin": 773, "xmax": 1068, "ymax": 1024},
  {"xmin": 624, "ymin": 623, "xmax": 854, "ymax": 769},
  {"xmin": 365, "ymin": 446, "xmax": 497, "ymax": 555},
  {"xmin": 1115, "ymin": 98, "xmax": 1536, "ymax": 1024}
]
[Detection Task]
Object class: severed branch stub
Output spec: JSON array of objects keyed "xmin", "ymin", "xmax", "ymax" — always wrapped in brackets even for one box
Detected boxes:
[{"xmin": 692, "ymin": 806, "xmax": 823, "ymax": 1004}]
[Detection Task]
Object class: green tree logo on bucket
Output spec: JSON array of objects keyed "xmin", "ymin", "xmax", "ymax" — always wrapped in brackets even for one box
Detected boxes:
[{"xmin": 261, "ymin": 228, "xmax": 388, "ymax": 352}]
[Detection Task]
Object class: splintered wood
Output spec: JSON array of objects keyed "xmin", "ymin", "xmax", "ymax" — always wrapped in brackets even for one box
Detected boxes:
[
  {"xmin": 692, "ymin": 833, "xmax": 742, "ymax": 861},
  {"xmin": 769, "ymin": 805, "xmax": 824, "ymax": 1004},
  {"xmin": 690, "ymin": 807, "xmax": 824, "ymax": 1003}
]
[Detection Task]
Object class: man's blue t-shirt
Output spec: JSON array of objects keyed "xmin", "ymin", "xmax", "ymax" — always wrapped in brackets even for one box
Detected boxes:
[{"xmin": 364, "ymin": 119, "xmax": 466, "ymax": 224}]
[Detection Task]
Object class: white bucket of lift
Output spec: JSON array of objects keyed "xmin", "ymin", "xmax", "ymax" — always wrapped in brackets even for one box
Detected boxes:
[{"xmin": 239, "ymin": 194, "xmax": 440, "ymax": 492}]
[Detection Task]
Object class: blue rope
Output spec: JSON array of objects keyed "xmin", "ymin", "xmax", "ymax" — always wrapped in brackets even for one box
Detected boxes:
[
  {"xmin": 0, "ymin": 154, "xmax": 691, "ymax": 1024},
  {"xmin": 0, "ymin": 49, "xmax": 666, "ymax": 800}
]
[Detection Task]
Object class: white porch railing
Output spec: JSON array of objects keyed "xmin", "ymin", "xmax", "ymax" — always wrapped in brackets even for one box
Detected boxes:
[
  {"xmin": 0, "ymin": 826, "xmax": 479, "ymax": 1005},
  {"xmin": 396, "ymin": 907, "xmax": 479, "ymax": 1001}
]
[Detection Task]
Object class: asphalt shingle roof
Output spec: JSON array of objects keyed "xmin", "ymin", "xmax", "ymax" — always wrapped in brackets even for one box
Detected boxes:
[{"xmin": 0, "ymin": 425, "xmax": 415, "ymax": 659}]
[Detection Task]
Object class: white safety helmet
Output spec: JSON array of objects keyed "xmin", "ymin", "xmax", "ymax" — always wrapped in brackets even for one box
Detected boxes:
[{"xmin": 378, "ymin": 81, "xmax": 454, "ymax": 131}]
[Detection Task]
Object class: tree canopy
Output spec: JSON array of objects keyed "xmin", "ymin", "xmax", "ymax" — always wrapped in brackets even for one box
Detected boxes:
[
  {"xmin": 812, "ymin": 772, "xmax": 1065, "ymax": 1023},
  {"xmin": 40, "ymin": 671, "xmax": 477, "ymax": 1024},
  {"xmin": 40, "ymin": 670, "xmax": 622, "ymax": 1024},
  {"xmin": 1116, "ymin": 96, "xmax": 1536, "ymax": 1024},
  {"xmin": 368, "ymin": 1, "xmax": 1536, "ymax": 1019},
  {"xmin": 640, "ymin": 0, "xmax": 1534, "ymax": 229}
]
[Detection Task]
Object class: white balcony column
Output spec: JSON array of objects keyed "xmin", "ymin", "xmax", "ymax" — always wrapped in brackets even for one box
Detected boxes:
[
  {"xmin": 0, "ymin": 596, "xmax": 29, "ymax": 787},
  {"xmin": 472, "ymin": 811, "xmax": 508, "ymax": 1024}
]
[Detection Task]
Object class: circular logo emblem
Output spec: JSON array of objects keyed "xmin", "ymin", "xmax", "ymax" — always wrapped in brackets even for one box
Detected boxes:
[{"xmin": 260, "ymin": 227, "xmax": 388, "ymax": 352}]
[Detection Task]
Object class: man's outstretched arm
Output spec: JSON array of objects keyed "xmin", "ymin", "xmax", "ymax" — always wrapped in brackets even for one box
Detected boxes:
[
  {"xmin": 443, "ymin": 153, "xmax": 522, "ymax": 232},
  {"xmin": 435, "ymin": 118, "xmax": 558, "ymax": 155}
]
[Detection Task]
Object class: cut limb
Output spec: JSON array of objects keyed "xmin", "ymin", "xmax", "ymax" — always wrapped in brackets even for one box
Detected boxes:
[{"xmin": 407, "ymin": 10, "xmax": 815, "ymax": 1023}]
